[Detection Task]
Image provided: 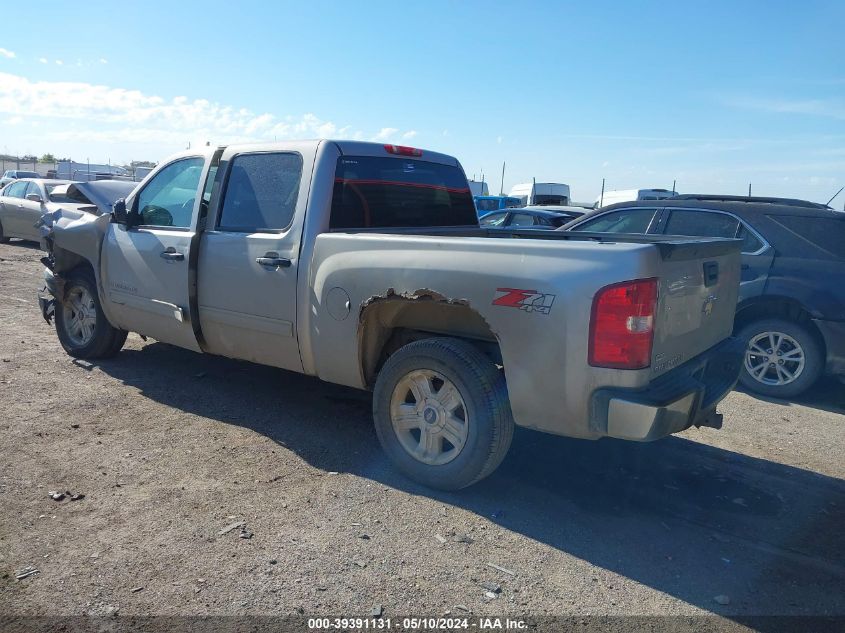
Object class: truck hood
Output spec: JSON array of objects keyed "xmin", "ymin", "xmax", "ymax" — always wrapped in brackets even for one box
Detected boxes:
[{"xmin": 51, "ymin": 180, "xmax": 136, "ymax": 215}]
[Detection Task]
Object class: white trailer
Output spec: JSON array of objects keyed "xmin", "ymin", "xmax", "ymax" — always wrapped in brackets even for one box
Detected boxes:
[
  {"xmin": 509, "ymin": 182, "xmax": 570, "ymax": 206},
  {"xmin": 595, "ymin": 188, "xmax": 676, "ymax": 208}
]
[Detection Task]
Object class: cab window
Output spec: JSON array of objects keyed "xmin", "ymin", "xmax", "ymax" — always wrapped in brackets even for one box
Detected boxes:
[
  {"xmin": 218, "ymin": 153, "xmax": 302, "ymax": 231},
  {"xmin": 136, "ymin": 157, "xmax": 204, "ymax": 228},
  {"xmin": 571, "ymin": 208, "xmax": 658, "ymax": 233}
]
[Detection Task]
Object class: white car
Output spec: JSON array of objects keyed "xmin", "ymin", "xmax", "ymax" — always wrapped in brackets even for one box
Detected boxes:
[{"xmin": 0, "ymin": 179, "xmax": 135, "ymax": 242}]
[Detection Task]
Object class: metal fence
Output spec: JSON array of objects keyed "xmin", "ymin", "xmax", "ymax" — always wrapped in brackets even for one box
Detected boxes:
[{"xmin": 0, "ymin": 158, "xmax": 151, "ymax": 182}]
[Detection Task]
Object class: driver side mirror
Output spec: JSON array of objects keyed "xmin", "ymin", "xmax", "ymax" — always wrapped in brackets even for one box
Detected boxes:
[
  {"xmin": 26, "ymin": 193, "xmax": 43, "ymax": 204},
  {"xmin": 112, "ymin": 198, "xmax": 128, "ymax": 224},
  {"xmin": 112, "ymin": 198, "xmax": 141, "ymax": 228}
]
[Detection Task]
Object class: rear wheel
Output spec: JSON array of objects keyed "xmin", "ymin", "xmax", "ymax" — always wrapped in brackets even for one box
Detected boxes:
[
  {"xmin": 55, "ymin": 268, "xmax": 127, "ymax": 359},
  {"xmin": 373, "ymin": 337, "xmax": 514, "ymax": 490},
  {"xmin": 737, "ymin": 318, "xmax": 823, "ymax": 398}
]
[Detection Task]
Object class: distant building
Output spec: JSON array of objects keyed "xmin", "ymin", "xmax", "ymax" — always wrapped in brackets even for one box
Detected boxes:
[{"xmin": 56, "ymin": 161, "xmax": 129, "ymax": 182}]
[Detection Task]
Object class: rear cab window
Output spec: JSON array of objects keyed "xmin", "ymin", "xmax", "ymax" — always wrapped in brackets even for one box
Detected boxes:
[{"xmin": 330, "ymin": 156, "xmax": 477, "ymax": 229}]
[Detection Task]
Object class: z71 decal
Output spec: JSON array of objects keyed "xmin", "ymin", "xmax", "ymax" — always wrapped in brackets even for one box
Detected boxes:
[{"xmin": 492, "ymin": 288, "xmax": 556, "ymax": 315}]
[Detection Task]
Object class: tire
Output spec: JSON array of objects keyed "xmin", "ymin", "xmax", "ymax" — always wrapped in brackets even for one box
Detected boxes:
[
  {"xmin": 0, "ymin": 219, "xmax": 9, "ymax": 244},
  {"xmin": 55, "ymin": 267, "xmax": 127, "ymax": 359},
  {"xmin": 373, "ymin": 337, "xmax": 514, "ymax": 490},
  {"xmin": 737, "ymin": 318, "xmax": 823, "ymax": 398}
]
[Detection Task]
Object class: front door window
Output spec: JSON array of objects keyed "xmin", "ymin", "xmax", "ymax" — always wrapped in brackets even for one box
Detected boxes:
[{"xmin": 136, "ymin": 157, "xmax": 204, "ymax": 228}]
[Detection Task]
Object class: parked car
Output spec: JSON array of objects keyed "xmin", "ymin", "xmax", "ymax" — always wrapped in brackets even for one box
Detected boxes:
[
  {"xmin": 562, "ymin": 195, "xmax": 845, "ymax": 397},
  {"xmin": 0, "ymin": 179, "xmax": 135, "ymax": 242},
  {"xmin": 39, "ymin": 140, "xmax": 742, "ymax": 490},
  {"xmin": 480, "ymin": 206, "xmax": 584, "ymax": 229},
  {"xmin": 474, "ymin": 195, "xmax": 523, "ymax": 215},
  {"xmin": 0, "ymin": 169, "xmax": 40, "ymax": 189}
]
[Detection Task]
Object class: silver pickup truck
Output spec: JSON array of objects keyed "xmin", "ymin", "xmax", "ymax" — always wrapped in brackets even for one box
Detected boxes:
[{"xmin": 38, "ymin": 140, "xmax": 744, "ymax": 490}]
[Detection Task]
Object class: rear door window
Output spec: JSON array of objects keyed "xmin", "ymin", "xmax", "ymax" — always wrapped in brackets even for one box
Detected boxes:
[
  {"xmin": 736, "ymin": 224, "xmax": 765, "ymax": 253},
  {"xmin": 330, "ymin": 156, "xmax": 476, "ymax": 229},
  {"xmin": 218, "ymin": 153, "xmax": 302, "ymax": 231},
  {"xmin": 25, "ymin": 182, "xmax": 44, "ymax": 200},
  {"xmin": 570, "ymin": 208, "xmax": 658, "ymax": 233},
  {"xmin": 664, "ymin": 209, "xmax": 740, "ymax": 238}
]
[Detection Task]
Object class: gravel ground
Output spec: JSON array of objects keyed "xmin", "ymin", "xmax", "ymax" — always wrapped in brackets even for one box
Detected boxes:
[{"xmin": 1, "ymin": 238, "xmax": 843, "ymax": 624}]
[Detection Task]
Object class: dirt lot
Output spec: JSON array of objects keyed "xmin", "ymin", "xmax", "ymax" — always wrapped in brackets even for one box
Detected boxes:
[{"xmin": 1, "ymin": 239, "xmax": 844, "ymax": 624}]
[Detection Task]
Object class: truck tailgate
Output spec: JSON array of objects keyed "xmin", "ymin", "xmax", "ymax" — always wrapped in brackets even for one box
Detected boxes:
[{"xmin": 649, "ymin": 239, "xmax": 741, "ymax": 378}]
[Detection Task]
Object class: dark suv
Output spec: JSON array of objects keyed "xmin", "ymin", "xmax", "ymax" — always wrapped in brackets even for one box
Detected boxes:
[{"xmin": 563, "ymin": 195, "xmax": 845, "ymax": 398}]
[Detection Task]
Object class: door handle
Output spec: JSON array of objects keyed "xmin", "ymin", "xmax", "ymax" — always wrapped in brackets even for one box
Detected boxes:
[
  {"xmin": 256, "ymin": 253, "xmax": 291, "ymax": 268},
  {"xmin": 160, "ymin": 250, "xmax": 185, "ymax": 261}
]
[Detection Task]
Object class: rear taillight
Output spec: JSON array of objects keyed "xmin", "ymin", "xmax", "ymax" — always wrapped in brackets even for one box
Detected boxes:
[
  {"xmin": 384, "ymin": 144, "xmax": 423, "ymax": 157},
  {"xmin": 589, "ymin": 278, "xmax": 658, "ymax": 369}
]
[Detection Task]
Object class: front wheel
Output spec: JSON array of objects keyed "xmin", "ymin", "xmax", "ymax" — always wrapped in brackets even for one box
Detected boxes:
[
  {"xmin": 737, "ymin": 318, "xmax": 823, "ymax": 398},
  {"xmin": 373, "ymin": 337, "xmax": 514, "ymax": 490},
  {"xmin": 55, "ymin": 267, "xmax": 127, "ymax": 359}
]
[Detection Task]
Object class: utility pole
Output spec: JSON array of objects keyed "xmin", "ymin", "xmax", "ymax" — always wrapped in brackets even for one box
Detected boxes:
[
  {"xmin": 672, "ymin": 179, "xmax": 676, "ymax": 195},
  {"xmin": 748, "ymin": 182, "xmax": 752, "ymax": 197},
  {"xmin": 600, "ymin": 178, "xmax": 606, "ymax": 207},
  {"xmin": 499, "ymin": 161, "xmax": 506, "ymax": 196}
]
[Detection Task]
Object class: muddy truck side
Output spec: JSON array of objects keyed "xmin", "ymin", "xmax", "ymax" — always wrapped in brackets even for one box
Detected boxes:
[{"xmin": 39, "ymin": 140, "xmax": 744, "ymax": 489}]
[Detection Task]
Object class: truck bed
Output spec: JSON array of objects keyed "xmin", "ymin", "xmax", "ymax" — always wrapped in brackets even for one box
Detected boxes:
[{"xmin": 329, "ymin": 225, "xmax": 741, "ymax": 260}]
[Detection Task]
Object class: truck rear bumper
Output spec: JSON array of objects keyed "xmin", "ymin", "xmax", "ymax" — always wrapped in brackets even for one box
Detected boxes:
[{"xmin": 590, "ymin": 336, "xmax": 744, "ymax": 441}]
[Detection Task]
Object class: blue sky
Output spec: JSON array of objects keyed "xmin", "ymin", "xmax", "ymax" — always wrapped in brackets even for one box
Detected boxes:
[{"xmin": 0, "ymin": 0, "xmax": 843, "ymax": 204}]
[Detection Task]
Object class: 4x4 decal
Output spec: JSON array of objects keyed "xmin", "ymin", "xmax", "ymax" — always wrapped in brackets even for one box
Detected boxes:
[{"xmin": 493, "ymin": 288, "xmax": 556, "ymax": 315}]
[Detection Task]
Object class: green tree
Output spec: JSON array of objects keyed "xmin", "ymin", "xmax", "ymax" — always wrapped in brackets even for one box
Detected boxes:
[{"xmin": 39, "ymin": 153, "xmax": 56, "ymax": 163}]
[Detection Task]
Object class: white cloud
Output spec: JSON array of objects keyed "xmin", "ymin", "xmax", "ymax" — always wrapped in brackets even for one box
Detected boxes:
[
  {"xmin": 99, "ymin": 58, "xmax": 108, "ymax": 64},
  {"xmin": 4, "ymin": 116, "xmax": 23, "ymax": 125},
  {"xmin": 402, "ymin": 130, "xmax": 417, "ymax": 140},
  {"xmin": 38, "ymin": 58, "xmax": 48, "ymax": 64},
  {"xmin": 55, "ymin": 60, "xmax": 63, "ymax": 66},
  {"xmin": 373, "ymin": 127, "xmax": 399, "ymax": 141},
  {"xmin": 0, "ymin": 48, "xmax": 15, "ymax": 59},
  {"xmin": 496, "ymin": 135, "xmax": 503, "ymax": 144},
  {"xmin": 0, "ymin": 72, "xmax": 414, "ymax": 152},
  {"xmin": 724, "ymin": 96, "xmax": 845, "ymax": 120}
]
